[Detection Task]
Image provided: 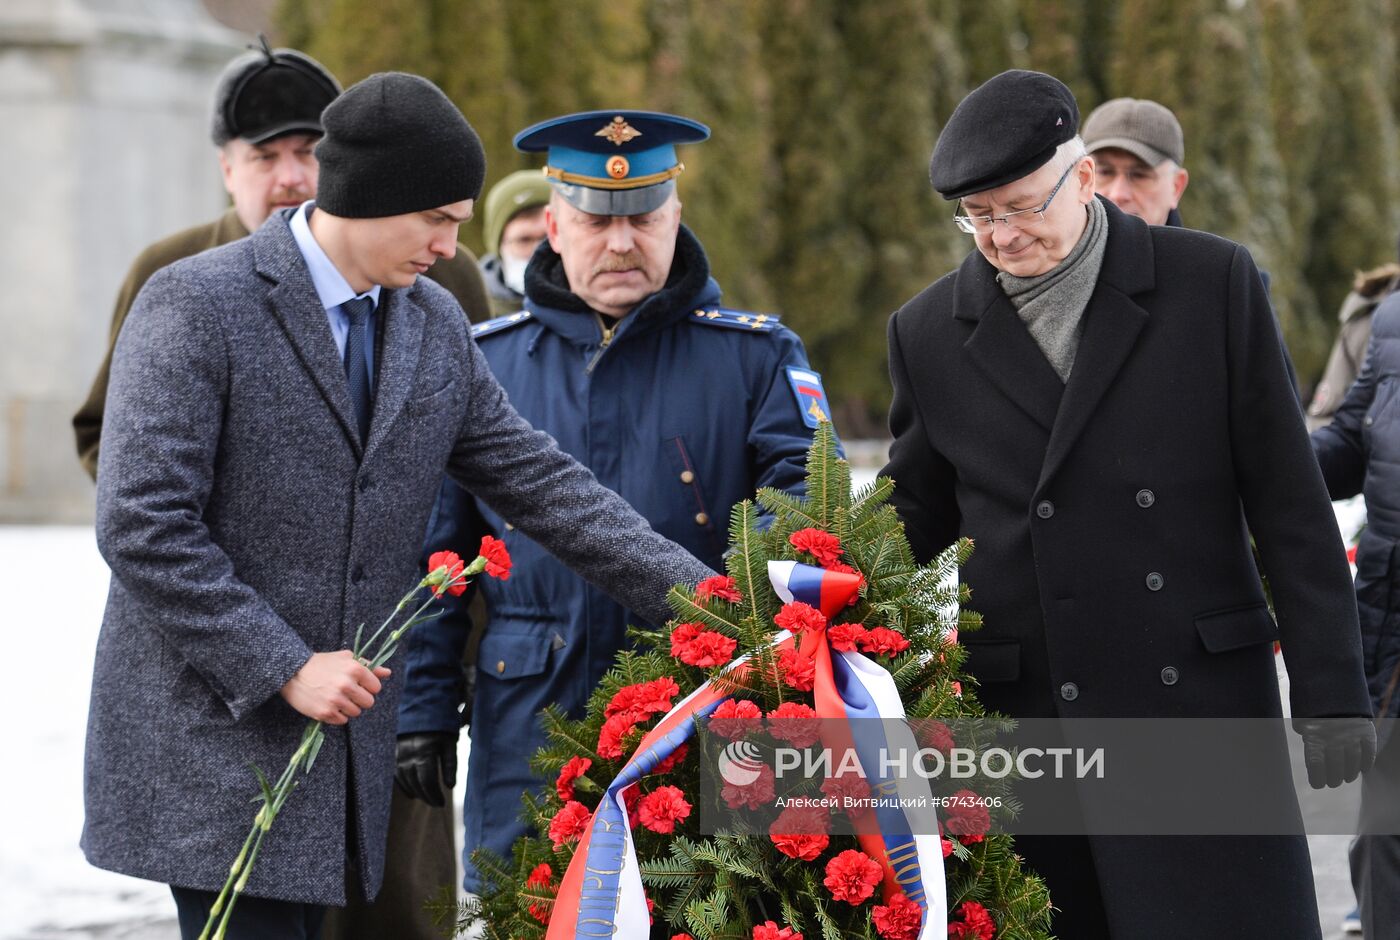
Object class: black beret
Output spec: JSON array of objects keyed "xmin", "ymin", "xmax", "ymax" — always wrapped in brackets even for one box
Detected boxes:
[
  {"xmin": 315, "ymin": 72, "xmax": 486, "ymax": 218},
  {"xmin": 930, "ymin": 70, "xmax": 1079, "ymax": 201}
]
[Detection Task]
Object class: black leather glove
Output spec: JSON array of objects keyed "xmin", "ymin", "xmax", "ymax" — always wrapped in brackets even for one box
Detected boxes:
[
  {"xmin": 1294, "ymin": 716, "xmax": 1376, "ymax": 789},
  {"xmin": 395, "ymin": 731, "xmax": 459, "ymax": 807}
]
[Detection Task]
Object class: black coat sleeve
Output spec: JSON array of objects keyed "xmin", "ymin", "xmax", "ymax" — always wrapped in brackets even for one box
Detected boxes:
[{"xmin": 881, "ymin": 309, "xmax": 960, "ymax": 564}]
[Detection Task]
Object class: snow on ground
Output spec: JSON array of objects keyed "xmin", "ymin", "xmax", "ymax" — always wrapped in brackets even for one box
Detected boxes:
[{"xmin": 1, "ymin": 527, "xmax": 175, "ymax": 939}]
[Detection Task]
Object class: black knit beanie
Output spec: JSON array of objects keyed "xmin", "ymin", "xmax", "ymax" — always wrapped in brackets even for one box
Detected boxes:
[{"xmin": 315, "ymin": 72, "xmax": 486, "ymax": 218}]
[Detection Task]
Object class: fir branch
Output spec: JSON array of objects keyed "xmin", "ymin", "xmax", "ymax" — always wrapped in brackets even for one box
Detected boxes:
[{"xmin": 667, "ymin": 585, "xmax": 744, "ymax": 634}]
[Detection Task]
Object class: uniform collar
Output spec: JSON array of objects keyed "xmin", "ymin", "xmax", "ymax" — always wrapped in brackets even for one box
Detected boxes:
[{"xmin": 523, "ymin": 224, "xmax": 719, "ymax": 343}]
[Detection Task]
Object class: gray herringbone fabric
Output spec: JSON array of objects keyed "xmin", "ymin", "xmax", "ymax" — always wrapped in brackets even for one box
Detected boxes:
[{"xmin": 84, "ymin": 208, "xmax": 712, "ymax": 906}]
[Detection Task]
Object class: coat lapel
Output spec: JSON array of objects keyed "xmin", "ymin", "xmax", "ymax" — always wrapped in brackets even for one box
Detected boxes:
[
  {"xmin": 363, "ymin": 286, "xmax": 425, "ymax": 462},
  {"xmin": 955, "ymin": 252, "xmax": 1064, "ymax": 433},
  {"xmin": 254, "ymin": 216, "xmax": 363, "ymax": 454},
  {"xmin": 1036, "ymin": 200, "xmax": 1155, "ymax": 492}
]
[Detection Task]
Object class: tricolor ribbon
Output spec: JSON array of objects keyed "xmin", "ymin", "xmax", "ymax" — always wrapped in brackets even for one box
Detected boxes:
[{"xmin": 547, "ymin": 562, "xmax": 946, "ymax": 937}]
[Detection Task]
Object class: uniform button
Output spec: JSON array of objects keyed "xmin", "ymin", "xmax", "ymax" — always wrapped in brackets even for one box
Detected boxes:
[
  {"xmin": 1145, "ymin": 572, "xmax": 1164, "ymax": 592},
  {"xmin": 1060, "ymin": 682, "xmax": 1079, "ymax": 702},
  {"xmin": 1036, "ymin": 500, "xmax": 1055, "ymax": 519},
  {"xmin": 1135, "ymin": 488, "xmax": 1155, "ymax": 508},
  {"xmin": 1364, "ymin": 416, "xmax": 1375, "ymax": 428},
  {"xmin": 505, "ymin": 522, "xmax": 515, "ymax": 531},
  {"xmin": 1161, "ymin": 666, "xmax": 1180, "ymax": 686},
  {"xmin": 351, "ymin": 565, "xmax": 365, "ymax": 584},
  {"xmin": 358, "ymin": 475, "xmax": 372, "ymax": 493},
  {"xmin": 695, "ymin": 512, "xmax": 710, "ymax": 526},
  {"xmin": 496, "ymin": 660, "xmax": 506, "ymax": 674},
  {"xmin": 680, "ymin": 470, "xmax": 696, "ymax": 484}
]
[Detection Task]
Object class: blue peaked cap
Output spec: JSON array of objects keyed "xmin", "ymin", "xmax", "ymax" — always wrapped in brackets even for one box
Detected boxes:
[{"xmin": 514, "ymin": 110, "xmax": 710, "ymax": 215}]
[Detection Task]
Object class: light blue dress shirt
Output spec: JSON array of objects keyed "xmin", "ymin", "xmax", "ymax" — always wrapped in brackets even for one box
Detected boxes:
[{"xmin": 288, "ymin": 201, "xmax": 381, "ymax": 381}]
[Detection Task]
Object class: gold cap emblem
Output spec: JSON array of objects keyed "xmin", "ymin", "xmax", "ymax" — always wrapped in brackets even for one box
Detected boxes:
[
  {"xmin": 606, "ymin": 155, "xmax": 630, "ymax": 179},
  {"xmin": 596, "ymin": 116, "xmax": 642, "ymax": 147}
]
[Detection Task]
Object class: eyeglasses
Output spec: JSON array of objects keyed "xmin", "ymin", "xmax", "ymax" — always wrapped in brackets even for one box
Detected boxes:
[{"xmin": 953, "ymin": 160, "xmax": 1078, "ymax": 234}]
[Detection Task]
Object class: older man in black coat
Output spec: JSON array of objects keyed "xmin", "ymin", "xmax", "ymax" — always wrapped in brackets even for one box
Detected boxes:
[{"xmin": 882, "ymin": 69, "xmax": 1375, "ymax": 938}]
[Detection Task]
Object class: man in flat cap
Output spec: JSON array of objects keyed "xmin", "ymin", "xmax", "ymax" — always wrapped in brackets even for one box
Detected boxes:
[
  {"xmin": 71, "ymin": 38, "xmax": 490, "ymax": 480},
  {"xmin": 396, "ymin": 109, "xmax": 832, "ymax": 896},
  {"xmin": 83, "ymin": 75, "xmax": 712, "ymax": 939},
  {"xmin": 881, "ymin": 69, "xmax": 1374, "ymax": 936},
  {"xmin": 1082, "ymin": 97, "xmax": 1188, "ymax": 228}
]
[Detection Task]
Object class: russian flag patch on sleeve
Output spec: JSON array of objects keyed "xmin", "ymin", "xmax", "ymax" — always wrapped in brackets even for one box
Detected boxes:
[{"xmin": 786, "ymin": 366, "xmax": 831, "ymax": 429}]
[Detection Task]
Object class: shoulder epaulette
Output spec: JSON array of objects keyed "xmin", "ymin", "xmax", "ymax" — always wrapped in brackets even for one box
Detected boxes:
[
  {"xmin": 470, "ymin": 310, "xmax": 534, "ymax": 339},
  {"xmin": 688, "ymin": 307, "xmax": 782, "ymax": 333}
]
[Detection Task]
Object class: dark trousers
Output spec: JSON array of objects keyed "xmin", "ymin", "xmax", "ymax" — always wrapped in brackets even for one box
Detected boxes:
[
  {"xmin": 171, "ymin": 885, "xmax": 326, "ymax": 940},
  {"xmin": 1352, "ymin": 723, "xmax": 1400, "ymax": 939},
  {"xmin": 321, "ymin": 784, "xmax": 458, "ymax": 940},
  {"xmin": 1013, "ymin": 833, "xmax": 1111, "ymax": 938}
]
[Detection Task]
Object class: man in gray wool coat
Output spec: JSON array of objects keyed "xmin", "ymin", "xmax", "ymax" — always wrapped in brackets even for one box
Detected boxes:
[{"xmin": 82, "ymin": 71, "xmax": 712, "ymax": 939}]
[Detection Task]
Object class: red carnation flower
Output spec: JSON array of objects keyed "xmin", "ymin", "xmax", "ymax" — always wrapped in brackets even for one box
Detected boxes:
[
  {"xmin": 774, "ymin": 600, "xmax": 827, "ymax": 635},
  {"xmin": 860, "ymin": 627, "xmax": 911, "ymax": 657},
  {"xmin": 948, "ymin": 901, "xmax": 996, "ymax": 940},
  {"xmin": 525, "ymin": 862, "xmax": 553, "ymax": 889},
  {"xmin": 823, "ymin": 849, "xmax": 883, "ymax": 905},
  {"xmin": 709, "ymin": 699, "xmax": 764, "ymax": 740},
  {"xmin": 672, "ymin": 935, "xmax": 696, "ymax": 940},
  {"xmin": 824, "ymin": 561, "xmax": 866, "ymax": 605},
  {"xmin": 721, "ymin": 763, "xmax": 776, "ymax": 810},
  {"xmin": 944, "ymin": 789, "xmax": 991, "ymax": 845},
  {"xmin": 753, "ymin": 922, "xmax": 803, "ymax": 940},
  {"xmin": 695, "ymin": 574, "xmax": 742, "ymax": 604},
  {"xmin": 942, "ymin": 837, "xmax": 955, "ymax": 858},
  {"xmin": 556, "ymin": 756, "xmax": 592, "ymax": 801},
  {"xmin": 638, "ymin": 785, "xmax": 692, "ymax": 834},
  {"xmin": 821, "ymin": 772, "xmax": 871, "ymax": 805},
  {"xmin": 670, "ymin": 623, "xmax": 738, "ymax": 668},
  {"xmin": 647, "ymin": 895, "xmax": 655, "ymax": 924},
  {"xmin": 425, "ymin": 550, "xmax": 467, "ymax": 596},
  {"xmin": 652, "ymin": 742, "xmax": 688, "ymax": 775},
  {"xmin": 913, "ymin": 719, "xmax": 954, "ymax": 753},
  {"xmin": 769, "ymin": 805, "xmax": 830, "ymax": 861},
  {"xmin": 827, "ymin": 623, "xmax": 869, "ymax": 652},
  {"xmin": 622, "ymin": 783, "xmax": 641, "ymax": 828},
  {"xmin": 525, "ymin": 862, "xmax": 555, "ymax": 925},
  {"xmin": 547, "ymin": 800, "xmax": 592, "ymax": 848},
  {"xmin": 778, "ymin": 647, "xmax": 816, "ymax": 691},
  {"xmin": 790, "ymin": 528, "xmax": 843, "ymax": 567},
  {"xmin": 767, "ymin": 701, "xmax": 821, "ymax": 748},
  {"xmin": 872, "ymin": 891, "xmax": 923, "ymax": 940},
  {"xmin": 605, "ymin": 677, "xmax": 680, "ymax": 719},
  {"xmin": 597, "ymin": 712, "xmax": 641, "ymax": 760},
  {"xmin": 478, "ymin": 535, "xmax": 511, "ymax": 580}
]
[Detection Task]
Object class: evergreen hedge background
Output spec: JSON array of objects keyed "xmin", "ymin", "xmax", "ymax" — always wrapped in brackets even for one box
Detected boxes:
[{"xmin": 278, "ymin": 0, "xmax": 1400, "ymax": 435}]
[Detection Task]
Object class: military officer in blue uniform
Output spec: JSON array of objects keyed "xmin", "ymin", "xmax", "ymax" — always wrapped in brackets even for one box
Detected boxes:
[{"xmin": 396, "ymin": 110, "xmax": 835, "ymax": 892}]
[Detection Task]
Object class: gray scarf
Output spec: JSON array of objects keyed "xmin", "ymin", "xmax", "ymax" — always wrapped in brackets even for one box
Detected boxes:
[{"xmin": 996, "ymin": 197, "xmax": 1108, "ymax": 382}]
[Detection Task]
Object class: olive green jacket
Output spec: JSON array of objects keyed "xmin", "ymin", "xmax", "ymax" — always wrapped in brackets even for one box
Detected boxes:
[{"xmin": 73, "ymin": 207, "xmax": 491, "ymax": 479}]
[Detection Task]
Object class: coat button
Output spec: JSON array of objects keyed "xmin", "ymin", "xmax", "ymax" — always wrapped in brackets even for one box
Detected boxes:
[
  {"xmin": 1136, "ymin": 488, "xmax": 1155, "ymax": 508},
  {"xmin": 496, "ymin": 660, "xmax": 506, "ymax": 674},
  {"xmin": 695, "ymin": 512, "xmax": 710, "ymax": 526},
  {"xmin": 1364, "ymin": 415, "xmax": 1375, "ymax": 428},
  {"xmin": 351, "ymin": 565, "xmax": 365, "ymax": 584},
  {"xmin": 1036, "ymin": 500, "xmax": 1055, "ymax": 519},
  {"xmin": 358, "ymin": 475, "xmax": 372, "ymax": 493},
  {"xmin": 1145, "ymin": 572, "xmax": 1164, "ymax": 591},
  {"xmin": 1161, "ymin": 666, "xmax": 1180, "ymax": 686},
  {"xmin": 680, "ymin": 470, "xmax": 696, "ymax": 484},
  {"xmin": 1060, "ymin": 682, "xmax": 1079, "ymax": 701}
]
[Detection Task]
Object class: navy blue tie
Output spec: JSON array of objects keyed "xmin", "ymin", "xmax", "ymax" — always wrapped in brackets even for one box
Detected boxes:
[{"xmin": 342, "ymin": 297, "xmax": 374, "ymax": 442}]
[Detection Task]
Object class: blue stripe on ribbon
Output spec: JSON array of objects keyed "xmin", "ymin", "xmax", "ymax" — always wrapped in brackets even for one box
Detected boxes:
[
  {"xmin": 786, "ymin": 562, "xmax": 828, "ymax": 610},
  {"xmin": 573, "ymin": 696, "xmax": 727, "ymax": 936},
  {"xmin": 830, "ymin": 652, "xmax": 932, "ymax": 913}
]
